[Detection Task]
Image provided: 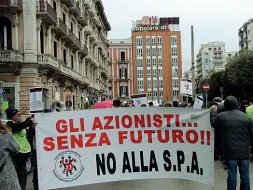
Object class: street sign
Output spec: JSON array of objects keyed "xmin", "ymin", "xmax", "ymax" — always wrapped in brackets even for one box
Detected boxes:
[
  {"xmin": 64, "ymin": 89, "xmax": 71, "ymax": 98},
  {"xmin": 202, "ymin": 83, "xmax": 210, "ymax": 91}
]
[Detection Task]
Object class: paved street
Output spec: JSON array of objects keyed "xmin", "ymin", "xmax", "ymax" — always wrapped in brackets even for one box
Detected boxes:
[{"xmin": 26, "ymin": 161, "xmax": 253, "ymax": 190}]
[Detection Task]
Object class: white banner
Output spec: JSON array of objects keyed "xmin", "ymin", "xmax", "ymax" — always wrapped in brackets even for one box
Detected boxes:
[
  {"xmin": 180, "ymin": 79, "xmax": 193, "ymax": 96},
  {"xmin": 36, "ymin": 108, "xmax": 214, "ymax": 190},
  {"xmin": 29, "ymin": 88, "xmax": 43, "ymax": 113}
]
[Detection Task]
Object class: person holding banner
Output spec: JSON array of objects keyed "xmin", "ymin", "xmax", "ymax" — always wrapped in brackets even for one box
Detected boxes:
[
  {"xmin": 5, "ymin": 108, "xmax": 37, "ymax": 190},
  {"xmin": 211, "ymin": 96, "xmax": 253, "ymax": 190}
]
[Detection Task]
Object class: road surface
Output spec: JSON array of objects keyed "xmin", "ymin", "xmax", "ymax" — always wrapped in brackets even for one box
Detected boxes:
[{"xmin": 27, "ymin": 161, "xmax": 253, "ymax": 190}]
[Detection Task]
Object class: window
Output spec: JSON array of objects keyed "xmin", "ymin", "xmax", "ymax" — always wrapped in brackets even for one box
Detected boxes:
[
  {"xmin": 152, "ymin": 36, "xmax": 156, "ymax": 46},
  {"xmin": 158, "ymin": 58, "xmax": 162, "ymax": 67},
  {"xmin": 146, "ymin": 48, "xmax": 150, "ymax": 57},
  {"xmin": 158, "ymin": 47, "xmax": 162, "ymax": 56},
  {"xmin": 209, "ymin": 48, "xmax": 212, "ymax": 51},
  {"xmin": 53, "ymin": 1, "xmax": 57, "ymax": 11},
  {"xmin": 71, "ymin": 55, "xmax": 74, "ymax": 69},
  {"xmin": 159, "ymin": 80, "xmax": 163, "ymax": 88},
  {"xmin": 147, "ymin": 69, "xmax": 151, "ymax": 78},
  {"xmin": 137, "ymin": 59, "xmax": 143, "ymax": 67},
  {"xmin": 159, "ymin": 90, "xmax": 163, "ymax": 97},
  {"xmin": 158, "ymin": 36, "xmax": 162, "ymax": 46},
  {"xmin": 152, "ymin": 48, "xmax": 156, "ymax": 56},
  {"xmin": 153, "ymin": 79, "xmax": 157, "ymax": 88},
  {"xmin": 78, "ymin": 30, "xmax": 81, "ymax": 40},
  {"xmin": 173, "ymin": 90, "xmax": 178, "ymax": 99},
  {"xmin": 53, "ymin": 41, "xmax": 57, "ymax": 58},
  {"xmin": 137, "ymin": 80, "xmax": 144, "ymax": 89},
  {"xmin": 152, "ymin": 58, "xmax": 156, "ymax": 67},
  {"xmin": 148, "ymin": 80, "xmax": 152, "ymax": 88},
  {"xmin": 171, "ymin": 47, "xmax": 178, "ymax": 56},
  {"xmin": 146, "ymin": 59, "xmax": 151, "ymax": 67},
  {"xmin": 62, "ymin": 13, "xmax": 66, "ymax": 23},
  {"xmin": 172, "ymin": 79, "xmax": 178, "ymax": 88},
  {"xmin": 71, "ymin": 22, "xmax": 73, "ymax": 32},
  {"xmin": 158, "ymin": 69, "xmax": 163, "ymax": 77},
  {"xmin": 136, "ymin": 37, "xmax": 142, "ymax": 46},
  {"xmin": 153, "ymin": 69, "xmax": 157, "ymax": 77},
  {"xmin": 172, "ymin": 57, "xmax": 178, "ymax": 66},
  {"xmin": 137, "ymin": 70, "xmax": 143, "ymax": 78},
  {"xmin": 137, "ymin": 48, "xmax": 142, "ymax": 56},
  {"xmin": 171, "ymin": 36, "xmax": 177, "ymax": 45},
  {"xmin": 154, "ymin": 91, "xmax": 158, "ymax": 97},
  {"xmin": 218, "ymin": 47, "xmax": 221, "ymax": 50},
  {"xmin": 148, "ymin": 91, "xmax": 152, "ymax": 97},
  {"xmin": 121, "ymin": 51, "xmax": 126, "ymax": 61},
  {"xmin": 63, "ymin": 49, "xmax": 67, "ymax": 64},
  {"xmin": 214, "ymin": 48, "xmax": 217, "ymax": 51},
  {"xmin": 172, "ymin": 67, "xmax": 178, "ymax": 77},
  {"xmin": 146, "ymin": 36, "xmax": 150, "ymax": 46}
]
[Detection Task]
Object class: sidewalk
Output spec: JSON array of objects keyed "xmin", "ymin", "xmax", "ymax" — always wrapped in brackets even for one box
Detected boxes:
[{"xmin": 27, "ymin": 161, "xmax": 253, "ymax": 190}]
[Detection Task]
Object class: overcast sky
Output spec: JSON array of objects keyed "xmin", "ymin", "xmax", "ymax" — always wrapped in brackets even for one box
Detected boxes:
[{"xmin": 103, "ymin": 0, "xmax": 253, "ymax": 71}]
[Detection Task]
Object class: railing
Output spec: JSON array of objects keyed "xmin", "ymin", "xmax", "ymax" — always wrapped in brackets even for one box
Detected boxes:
[
  {"xmin": 0, "ymin": 0, "xmax": 22, "ymax": 7},
  {"xmin": 58, "ymin": 18, "xmax": 68, "ymax": 34},
  {"xmin": 0, "ymin": 50, "xmax": 23, "ymax": 62},
  {"xmin": 37, "ymin": 54, "xmax": 59, "ymax": 68},
  {"xmin": 36, "ymin": 1, "xmax": 57, "ymax": 22},
  {"xmin": 68, "ymin": 29, "xmax": 81, "ymax": 48}
]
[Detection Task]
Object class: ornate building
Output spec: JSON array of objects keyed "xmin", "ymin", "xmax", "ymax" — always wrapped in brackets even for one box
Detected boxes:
[{"xmin": 0, "ymin": 0, "xmax": 111, "ymax": 114}]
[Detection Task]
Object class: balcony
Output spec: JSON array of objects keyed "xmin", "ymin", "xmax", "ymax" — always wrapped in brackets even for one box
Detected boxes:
[
  {"xmin": 0, "ymin": 0, "xmax": 22, "ymax": 12},
  {"xmin": 68, "ymin": 29, "xmax": 81, "ymax": 50},
  {"xmin": 69, "ymin": 2, "xmax": 81, "ymax": 18},
  {"xmin": 60, "ymin": 0, "xmax": 75, "ymax": 7},
  {"xmin": 37, "ymin": 54, "xmax": 60, "ymax": 69},
  {"xmin": 79, "ymin": 44, "xmax": 88, "ymax": 57},
  {"xmin": 77, "ymin": 11, "xmax": 88, "ymax": 26},
  {"xmin": 213, "ymin": 58, "xmax": 224, "ymax": 64},
  {"xmin": 116, "ymin": 58, "xmax": 130, "ymax": 64},
  {"xmin": 0, "ymin": 50, "xmax": 23, "ymax": 63},
  {"xmin": 83, "ymin": 25, "xmax": 92, "ymax": 35},
  {"xmin": 52, "ymin": 18, "xmax": 68, "ymax": 37},
  {"xmin": 36, "ymin": 1, "xmax": 57, "ymax": 26}
]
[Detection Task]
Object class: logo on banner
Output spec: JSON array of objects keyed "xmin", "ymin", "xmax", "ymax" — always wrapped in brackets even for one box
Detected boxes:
[{"xmin": 53, "ymin": 150, "xmax": 84, "ymax": 182}]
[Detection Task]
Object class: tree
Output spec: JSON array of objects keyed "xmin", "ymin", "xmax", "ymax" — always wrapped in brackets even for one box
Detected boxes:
[{"xmin": 225, "ymin": 50, "xmax": 253, "ymax": 101}]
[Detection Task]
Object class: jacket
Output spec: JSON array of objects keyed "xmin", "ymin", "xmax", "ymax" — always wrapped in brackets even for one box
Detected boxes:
[
  {"xmin": 6, "ymin": 119, "xmax": 33, "ymax": 153},
  {"xmin": 210, "ymin": 96, "xmax": 253, "ymax": 160},
  {"xmin": 0, "ymin": 132, "xmax": 21, "ymax": 190}
]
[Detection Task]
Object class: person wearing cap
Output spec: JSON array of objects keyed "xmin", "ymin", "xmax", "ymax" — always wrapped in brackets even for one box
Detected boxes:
[{"xmin": 5, "ymin": 108, "xmax": 36, "ymax": 190}]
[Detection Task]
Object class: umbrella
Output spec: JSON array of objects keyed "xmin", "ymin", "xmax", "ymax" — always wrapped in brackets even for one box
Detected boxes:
[{"xmin": 93, "ymin": 100, "xmax": 113, "ymax": 109}]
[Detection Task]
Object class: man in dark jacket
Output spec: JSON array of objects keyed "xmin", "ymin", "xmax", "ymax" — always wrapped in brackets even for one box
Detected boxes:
[
  {"xmin": 5, "ymin": 108, "xmax": 35, "ymax": 190},
  {"xmin": 210, "ymin": 96, "xmax": 253, "ymax": 190}
]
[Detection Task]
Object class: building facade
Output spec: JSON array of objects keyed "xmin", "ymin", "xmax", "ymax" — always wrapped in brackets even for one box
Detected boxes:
[
  {"xmin": 225, "ymin": 52, "xmax": 237, "ymax": 66},
  {"xmin": 196, "ymin": 42, "xmax": 226, "ymax": 79},
  {"xmin": 0, "ymin": 0, "xmax": 111, "ymax": 115},
  {"xmin": 132, "ymin": 28, "xmax": 182, "ymax": 103},
  {"xmin": 108, "ymin": 39, "xmax": 133, "ymax": 98},
  {"xmin": 239, "ymin": 19, "xmax": 253, "ymax": 50}
]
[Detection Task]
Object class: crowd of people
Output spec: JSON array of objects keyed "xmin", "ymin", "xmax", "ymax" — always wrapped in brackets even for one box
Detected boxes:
[{"xmin": 1, "ymin": 95, "xmax": 253, "ymax": 190}]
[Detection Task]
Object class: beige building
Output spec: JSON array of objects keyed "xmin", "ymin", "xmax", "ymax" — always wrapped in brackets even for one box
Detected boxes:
[{"xmin": 0, "ymin": 0, "xmax": 111, "ymax": 115}]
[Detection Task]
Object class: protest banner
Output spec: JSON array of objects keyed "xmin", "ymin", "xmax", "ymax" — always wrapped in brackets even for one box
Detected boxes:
[{"xmin": 36, "ymin": 108, "xmax": 214, "ymax": 190}]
